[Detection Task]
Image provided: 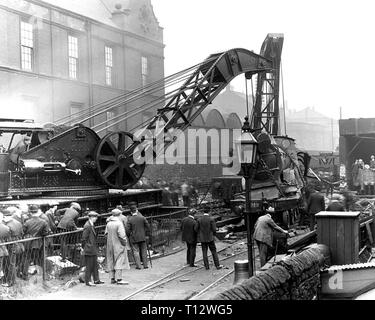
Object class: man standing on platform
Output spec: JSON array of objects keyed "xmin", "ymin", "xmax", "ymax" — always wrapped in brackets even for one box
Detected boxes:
[
  {"xmin": 181, "ymin": 209, "xmax": 198, "ymax": 267},
  {"xmin": 194, "ymin": 209, "xmax": 223, "ymax": 270},
  {"xmin": 81, "ymin": 211, "xmax": 104, "ymax": 286}
]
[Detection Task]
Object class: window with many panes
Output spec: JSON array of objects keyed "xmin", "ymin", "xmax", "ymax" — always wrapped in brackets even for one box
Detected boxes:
[
  {"xmin": 20, "ymin": 21, "xmax": 34, "ymax": 71},
  {"xmin": 105, "ymin": 46, "xmax": 113, "ymax": 86},
  {"xmin": 68, "ymin": 35, "xmax": 78, "ymax": 79},
  {"xmin": 141, "ymin": 56, "xmax": 148, "ymax": 87}
]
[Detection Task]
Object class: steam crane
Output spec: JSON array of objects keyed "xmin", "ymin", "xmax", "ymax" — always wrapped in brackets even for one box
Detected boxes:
[
  {"xmin": 0, "ymin": 47, "xmax": 273, "ymax": 199},
  {"xmin": 211, "ymin": 34, "xmax": 311, "ymax": 229}
]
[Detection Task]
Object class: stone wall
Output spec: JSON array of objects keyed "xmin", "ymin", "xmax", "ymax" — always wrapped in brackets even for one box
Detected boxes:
[{"xmin": 214, "ymin": 244, "xmax": 330, "ymax": 300}]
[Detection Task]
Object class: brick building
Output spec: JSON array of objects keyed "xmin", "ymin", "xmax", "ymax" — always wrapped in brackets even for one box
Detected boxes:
[{"xmin": 0, "ymin": 0, "xmax": 164, "ymax": 135}]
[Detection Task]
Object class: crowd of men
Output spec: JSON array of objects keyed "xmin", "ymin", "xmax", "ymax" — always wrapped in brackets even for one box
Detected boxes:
[
  {"xmin": 82, "ymin": 202, "xmax": 151, "ymax": 286},
  {"xmin": 134, "ymin": 177, "xmax": 200, "ymax": 207},
  {"xmin": 0, "ymin": 203, "xmax": 57, "ymax": 287},
  {"xmin": 252, "ymin": 186, "xmax": 352, "ymax": 268},
  {"xmin": 0, "ymin": 200, "xmax": 155, "ymax": 288},
  {"xmin": 352, "ymin": 157, "xmax": 375, "ymax": 195}
]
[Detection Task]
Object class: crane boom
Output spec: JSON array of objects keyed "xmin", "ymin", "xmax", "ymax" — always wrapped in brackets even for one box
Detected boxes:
[
  {"xmin": 137, "ymin": 48, "xmax": 272, "ymax": 157},
  {"xmin": 95, "ymin": 47, "xmax": 274, "ymax": 190},
  {"xmin": 252, "ymin": 33, "xmax": 284, "ymax": 136}
]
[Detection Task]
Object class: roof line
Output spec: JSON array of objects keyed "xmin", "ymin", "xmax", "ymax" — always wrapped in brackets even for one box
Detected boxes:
[{"xmin": 99, "ymin": 0, "xmax": 112, "ymax": 15}]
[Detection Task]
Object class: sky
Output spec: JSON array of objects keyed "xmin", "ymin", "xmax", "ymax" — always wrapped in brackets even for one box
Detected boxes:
[{"xmin": 151, "ymin": 0, "xmax": 375, "ymax": 120}]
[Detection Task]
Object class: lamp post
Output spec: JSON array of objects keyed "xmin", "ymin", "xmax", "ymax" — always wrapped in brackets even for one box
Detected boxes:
[{"xmin": 235, "ymin": 116, "xmax": 258, "ymax": 277}]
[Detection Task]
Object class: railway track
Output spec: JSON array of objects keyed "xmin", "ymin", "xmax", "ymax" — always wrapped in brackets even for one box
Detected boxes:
[
  {"xmin": 188, "ymin": 268, "xmax": 235, "ymax": 300},
  {"xmin": 123, "ymin": 238, "xmax": 249, "ymax": 300}
]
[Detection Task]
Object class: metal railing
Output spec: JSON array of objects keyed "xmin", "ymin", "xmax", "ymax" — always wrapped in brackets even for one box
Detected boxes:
[{"xmin": 0, "ymin": 212, "xmax": 183, "ymax": 288}]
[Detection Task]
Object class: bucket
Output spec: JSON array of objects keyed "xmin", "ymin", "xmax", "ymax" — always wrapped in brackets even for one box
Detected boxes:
[{"xmin": 233, "ymin": 260, "xmax": 249, "ymax": 285}]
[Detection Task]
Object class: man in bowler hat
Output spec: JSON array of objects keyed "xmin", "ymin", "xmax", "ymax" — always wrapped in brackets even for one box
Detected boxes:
[{"xmin": 181, "ymin": 209, "xmax": 198, "ymax": 267}]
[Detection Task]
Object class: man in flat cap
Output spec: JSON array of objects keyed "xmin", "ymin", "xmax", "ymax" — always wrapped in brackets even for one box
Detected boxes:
[
  {"xmin": 2, "ymin": 208, "xmax": 24, "ymax": 286},
  {"xmin": 22, "ymin": 205, "xmax": 50, "ymax": 280},
  {"xmin": 57, "ymin": 202, "xmax": 81, "ymax": 262},
  {"xmin": 81, "ymin": 211, "xmax": 103, "ymax": 286}
]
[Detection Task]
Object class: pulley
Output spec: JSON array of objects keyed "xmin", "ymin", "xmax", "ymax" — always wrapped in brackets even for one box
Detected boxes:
[{"xmin": 95, "ymin": 131, "xmax": 145, "ymax": 190}]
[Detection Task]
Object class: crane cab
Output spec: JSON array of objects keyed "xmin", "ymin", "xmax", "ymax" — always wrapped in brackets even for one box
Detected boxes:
[{"xmin": 0, "ymin": 119, "xmax": 56, "ymax": 197}]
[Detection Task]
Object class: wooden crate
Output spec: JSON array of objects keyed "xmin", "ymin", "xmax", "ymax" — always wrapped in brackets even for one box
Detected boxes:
[{"xmin": 316, "ymin": 211, "xmax": 360, "ymax": 265}]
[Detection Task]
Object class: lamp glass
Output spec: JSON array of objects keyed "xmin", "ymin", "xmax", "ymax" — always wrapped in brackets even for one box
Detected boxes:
[{"xmin": 235, "ymin": 131, "xmax": 258, "ymax": 165}]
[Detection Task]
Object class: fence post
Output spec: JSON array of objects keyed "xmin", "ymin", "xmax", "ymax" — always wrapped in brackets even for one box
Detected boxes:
[
  {"xmin": 42, "ymin": 236, "xmax": 46, "ymax": 282},
  {"xmin": 149, "ymin": 216, "xmax": 153, "ymax": 247},
  {"xmin": 167, "ymin": 213, "xmax": 171, "ymax": 246}
]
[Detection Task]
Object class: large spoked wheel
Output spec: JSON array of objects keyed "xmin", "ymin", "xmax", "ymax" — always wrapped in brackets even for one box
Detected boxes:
[{"xmin": 95, "ymin": 131, "xmax": 146, "ymax": 190}]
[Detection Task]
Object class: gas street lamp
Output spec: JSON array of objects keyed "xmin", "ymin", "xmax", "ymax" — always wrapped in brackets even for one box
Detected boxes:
[{"xmin": 234, "ymin": 116, "xmax": 258, "ymax": 277}]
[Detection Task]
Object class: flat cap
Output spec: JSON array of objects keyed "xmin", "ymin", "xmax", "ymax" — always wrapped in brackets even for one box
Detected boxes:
[
  {"xmin": 88, "ymin": 211, "xmax": 99, "ymax": 217},
  {"xmin": 70, "ymin": 202, "xmax": 81, "ymax": 211},
  {"xmin": 29, "ymin": 204, "xmax": 40, "ymax": 214},
  {"xmin": 111, "ymin": 209, "xmax": 122, "ymax": 216}
]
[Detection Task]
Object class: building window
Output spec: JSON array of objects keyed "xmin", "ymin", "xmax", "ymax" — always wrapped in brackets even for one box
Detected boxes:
[
  {"xmin": 141, "ymin": 56, "xmax": 148, "ymax": 87},
  {"xmin": 105, "ymin": 46, "xmax": 113, "ymax": 86},
  {"xmin": 20, "ymin": 21, "xmax": 34, "ymax": 71},
  {"xmin": 68, "ymin": 35, "xmax": 78, "ymax": 79}
]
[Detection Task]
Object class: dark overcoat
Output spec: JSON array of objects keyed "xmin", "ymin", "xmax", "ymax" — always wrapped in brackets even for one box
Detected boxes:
[
  {"xmin": 194, "ymin": 215, "xmax": 217, "ymax": 243},
  {"xmin": 181, "ymin": 216, "xmax": 197, "ymax": 244},
  {"xmin": 82, "ymin": 221, "xmax": 98, "ymax": 256}
]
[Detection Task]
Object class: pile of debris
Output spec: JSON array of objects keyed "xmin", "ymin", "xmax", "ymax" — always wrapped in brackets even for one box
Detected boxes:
[{"xmin": 352, "ymin": 198, "xmax": 375, "ymax": 220}]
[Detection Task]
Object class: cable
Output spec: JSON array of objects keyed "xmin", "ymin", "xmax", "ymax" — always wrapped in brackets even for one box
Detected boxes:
[
  {"xmin": 92, "ymin": 69, "xmax": 199, "ymax": 132},
  {"xmin": 281, "ymin": 61, "xmax": 287, "ymax": 136},
  {"xmin": 56, "ymin": 57, "xmax": 217, "ymax": 126}
]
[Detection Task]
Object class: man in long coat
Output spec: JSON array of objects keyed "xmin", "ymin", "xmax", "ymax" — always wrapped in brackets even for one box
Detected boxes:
[
  {"xmin": 126, "ymin": 203, "xmax": 150, "ymax": 269},
  {"xmin": 3, "ymin": 211, "xmax": 24, "ymax": 286},
  {"xmin": 105, "ymin": 209, "xmax": 130, "ymax": 285},
  {"xmin": 181, "ymin": 209, "xmax": 198, "ymax": 267},
  {"xmin": 23, "ymin": 205, "xmax": 50, "ymax": 278}
]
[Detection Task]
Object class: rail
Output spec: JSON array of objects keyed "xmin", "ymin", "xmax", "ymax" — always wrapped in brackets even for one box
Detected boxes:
[{"xmin": 123, "ymin": 239, "xmax": 248, "ymax": 300}]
